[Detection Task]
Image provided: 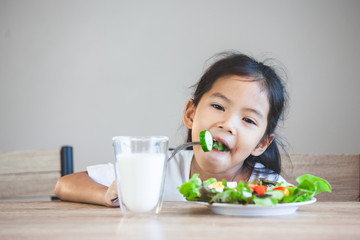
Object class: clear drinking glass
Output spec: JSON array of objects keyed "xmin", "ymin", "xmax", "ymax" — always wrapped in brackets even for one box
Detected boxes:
[{"xmin": 112, "ymin": 136, "xmax": 169, "ymax": 215}]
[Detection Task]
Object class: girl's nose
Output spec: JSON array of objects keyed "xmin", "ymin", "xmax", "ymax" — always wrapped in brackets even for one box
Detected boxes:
[
  {"xmin": 217, "ymin": 114, "xmax": 238, "ymax": 135},
  {"xmin": 218, "ymin": 125, "xmax": 234, "ymax": 135}
]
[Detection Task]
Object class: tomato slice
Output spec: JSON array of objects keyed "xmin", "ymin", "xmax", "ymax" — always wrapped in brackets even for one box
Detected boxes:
[
  {"xmin": 273, "ymin": 186, "xmax": 290, "ymax": 196},
  {"xmin": 249, "ymin": 185, "xmax": 268, "ymax": 195}
]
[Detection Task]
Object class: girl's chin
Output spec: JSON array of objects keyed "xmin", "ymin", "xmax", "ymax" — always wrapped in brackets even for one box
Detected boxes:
[{"xmin": 201, "ymin": 150, "xmax": 231, "ymax": 165}]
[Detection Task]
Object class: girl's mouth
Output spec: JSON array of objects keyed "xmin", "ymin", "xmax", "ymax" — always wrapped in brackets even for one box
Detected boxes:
[{"xmin": 212, "ymin": 140, "xmax": 230, "ymax": 152}]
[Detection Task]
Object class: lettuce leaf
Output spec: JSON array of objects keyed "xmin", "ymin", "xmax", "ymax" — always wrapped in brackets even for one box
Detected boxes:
[
  {"xmin": 296, "ymin": 174, "xmax": 332, "ymax": 195},
  {"xmin": 254, "ymin": 196, "xmax": 278, "ymax": 207},
  {"xmin": 177, "ymin": 173, "xmax": 202, "ymax": 201},
  {"xmin": 281, "ymin": 174, "xmax": 332, "ymax": 203}
]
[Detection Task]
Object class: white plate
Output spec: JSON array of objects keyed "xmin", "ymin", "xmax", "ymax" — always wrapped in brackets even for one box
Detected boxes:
[{"xmin": 197, "ymin": 198, "xmax": 316, "ymax": 216}]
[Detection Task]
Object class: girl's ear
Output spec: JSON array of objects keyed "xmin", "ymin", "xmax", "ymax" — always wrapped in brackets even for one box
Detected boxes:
[
  {"xmin": 183, "ymin": 99, "xmax": 196, "ymax": 129},
  {"xmin": 251, "ymin": 134, "xmax": 275, "ymax": 156}
]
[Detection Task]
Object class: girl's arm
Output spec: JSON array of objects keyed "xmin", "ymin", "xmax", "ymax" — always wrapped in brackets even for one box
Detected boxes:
[{"xmin": 54, "ymin": 172, "xmax": 119, "ymax": 207}]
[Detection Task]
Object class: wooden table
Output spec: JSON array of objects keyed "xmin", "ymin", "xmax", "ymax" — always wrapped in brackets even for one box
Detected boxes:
[{"xmin": 0, "ymin": 201, "xmax": 359, "ymax": 240}]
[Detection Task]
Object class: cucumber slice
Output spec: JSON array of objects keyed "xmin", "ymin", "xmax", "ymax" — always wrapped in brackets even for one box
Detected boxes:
[{"xmin": 199, "ymin": 130, "xmax": 213, "ymax": 152}]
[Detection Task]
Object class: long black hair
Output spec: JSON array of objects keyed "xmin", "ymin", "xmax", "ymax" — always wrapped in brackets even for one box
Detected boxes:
[{"xmin": 187, "ymin": 51, "xmax": 288, "ymax": 177}]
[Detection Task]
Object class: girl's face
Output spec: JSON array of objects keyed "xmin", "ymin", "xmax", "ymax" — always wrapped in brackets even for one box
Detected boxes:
[{"xmin": 184, "ymin": 75, "xmax": 273, "ymax": 180}]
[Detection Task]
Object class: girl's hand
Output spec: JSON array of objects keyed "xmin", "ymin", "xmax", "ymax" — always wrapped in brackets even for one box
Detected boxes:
[{"xmin": 104, "ymin": 180, "xmax": 119, "ymax": 207}]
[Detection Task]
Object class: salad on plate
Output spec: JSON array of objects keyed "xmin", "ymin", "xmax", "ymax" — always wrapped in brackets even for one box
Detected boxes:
[{"xmin": 178, "ymin": 173, "xmax": 331, "ymax": 208}]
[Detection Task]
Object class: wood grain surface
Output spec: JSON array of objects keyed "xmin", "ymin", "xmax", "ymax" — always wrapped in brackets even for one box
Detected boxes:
[{"xmin": 0, "ymin": 201, "xmax": 359, "ymax": 240}]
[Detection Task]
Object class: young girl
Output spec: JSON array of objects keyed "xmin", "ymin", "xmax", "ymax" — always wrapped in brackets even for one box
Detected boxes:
[{"xmin": 54, "ymin": 51, "xmax": 287, "ymax": 207}]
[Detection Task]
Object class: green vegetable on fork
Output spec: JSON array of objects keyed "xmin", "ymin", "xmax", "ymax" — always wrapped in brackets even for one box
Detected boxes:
[{"xmin": 200, "ymin": 130, "xmax": 230, "ymax": 152}]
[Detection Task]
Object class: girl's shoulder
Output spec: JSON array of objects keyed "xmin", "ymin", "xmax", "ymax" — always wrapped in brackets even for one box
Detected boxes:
[
  {"xmin": 164, "ymin": 149, "xmax": 194, "ymax": 201},
  {"xmin": 167, "ymin": 149, "xmax": 193, "ymax": 176}
]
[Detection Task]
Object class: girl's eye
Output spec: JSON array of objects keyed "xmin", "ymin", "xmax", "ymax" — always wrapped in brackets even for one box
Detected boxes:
[
  {"xmin": 243, "ymin": 118, "xmax": 256, "ymax": 125},
  {"xmin": 211, "ymin": 104, "xmax": 224, "ymax": 111}
]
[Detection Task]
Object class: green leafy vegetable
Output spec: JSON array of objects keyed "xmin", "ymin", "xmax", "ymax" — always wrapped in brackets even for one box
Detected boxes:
[
  {"xmin": 178, "ymin": 174, "xmax": 202, "ymax": 201},
  {"xmin": 296, "ymin": 174, "xmax": 332, "ymax": 195},
  {"xmin": 213, "ymin": 141, "xmax": 230, "ymax": 152},
  {"xmin": 178, "ymin": 174, "xmax": 332, "ymax": 207}
]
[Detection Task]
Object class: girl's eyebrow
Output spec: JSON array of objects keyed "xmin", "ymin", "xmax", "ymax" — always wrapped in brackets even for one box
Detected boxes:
[
  {"xmin": 210, "ymin": 92, "xmax": 264, "ymax": 119},
  {"xmin": 243, "ymin": 107, "xmax": 264, "ymax": 120},
  {"xmin": 210, "ymin": 92, "xmax": 231, "ymax": 103}
]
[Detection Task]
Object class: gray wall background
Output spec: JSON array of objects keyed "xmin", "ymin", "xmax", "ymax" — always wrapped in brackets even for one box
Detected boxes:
[{"xmin": 1, "ymin": 0, "xmax": 359, "ymax": 172}]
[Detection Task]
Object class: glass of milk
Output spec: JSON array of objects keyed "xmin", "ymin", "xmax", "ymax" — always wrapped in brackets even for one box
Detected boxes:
[{"xmin": 112, "ymin": 136, "xmax": 168, "ymax": 215}]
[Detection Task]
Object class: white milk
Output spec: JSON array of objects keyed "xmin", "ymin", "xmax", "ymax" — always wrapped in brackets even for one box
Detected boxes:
[{"xmin": 116, "ymin": 153, "xmax": 166, "ymax": 212}]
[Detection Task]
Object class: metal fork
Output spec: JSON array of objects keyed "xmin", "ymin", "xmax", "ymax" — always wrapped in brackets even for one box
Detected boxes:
[{"xmin": 167, "ymin": 142, "xmax": 200, "ymax": 162}]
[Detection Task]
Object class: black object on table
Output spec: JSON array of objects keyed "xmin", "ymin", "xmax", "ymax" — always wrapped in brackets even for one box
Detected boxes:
[
  {"xmin": 61, "ymin": 146, "xmax": 73, "ymax": 176},
  {"xmin": 52, "ymin": 146, "xmax": 73, "ymax": 201}
]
